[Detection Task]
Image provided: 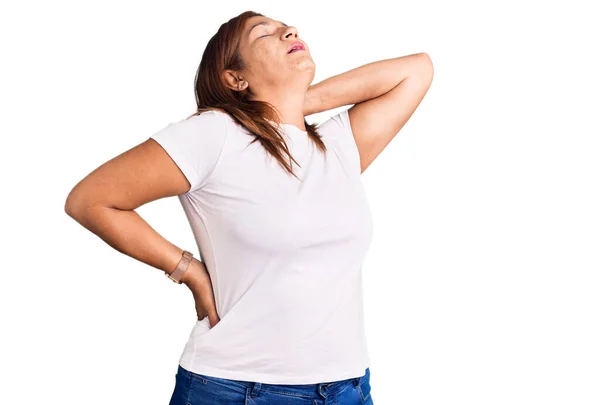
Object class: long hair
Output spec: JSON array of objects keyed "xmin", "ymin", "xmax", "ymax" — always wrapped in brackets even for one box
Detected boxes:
[{"xmin": 187, "ymin": 10, "xmax": 326, "ymax": 180}]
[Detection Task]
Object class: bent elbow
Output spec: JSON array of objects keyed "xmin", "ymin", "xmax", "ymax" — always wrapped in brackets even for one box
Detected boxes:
[{"xmin": 64, "ymin": 188, "xmax": 90, "ymax": 220}]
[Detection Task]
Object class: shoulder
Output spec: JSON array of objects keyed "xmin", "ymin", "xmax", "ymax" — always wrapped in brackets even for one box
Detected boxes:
[
  {"xmin": 315, "ymin": 108, "xmax": 361, "ymax": 175},
  {"xmin": 150, "ymin": 109, "xmax": 230, "ymax": 154},
  {"xmin": 315, "ymin": 108, "xmax": 352, "ymax": 140},
  {"xmin": 148, "ymin": 109, "xmax": 232, "ymax": 193},
  {"xmin": 182, "ymin": 109, "xmax": 230, "ymax": 127},
  {"xmin": 159, "ymin": 110, "xmax": 230, "ymax": 142},
  {"xmin": 183, "ymin": 108, "xmax": 244, "ymax": 135}
]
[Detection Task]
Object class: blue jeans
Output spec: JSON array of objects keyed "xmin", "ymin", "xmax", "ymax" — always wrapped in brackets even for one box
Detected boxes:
[{"xmin": 169, "ymin": 364, "xmax": 373, "ymax": 405}]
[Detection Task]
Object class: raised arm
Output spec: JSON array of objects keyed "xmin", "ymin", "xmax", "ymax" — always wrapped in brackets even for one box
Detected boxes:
[{"xmin": 304, "ymin": 52, "xmax": 434, "ymax": 173}]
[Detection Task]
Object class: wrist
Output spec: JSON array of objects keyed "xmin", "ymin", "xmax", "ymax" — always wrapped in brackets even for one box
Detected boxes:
[
  {"xmin": 180, "ymin": 261, "xmax": 194, "ymax": 286},
  {"xmin": 303, "ymin": 85, "xmax": 321, "ymax": 116},
  {"xmin": 181, "ymin": 257, "xmax": 203, "ymax": 287},
  {"xmin": 165, "ymin": 249, "xmax": 193, "ymax": 284}
]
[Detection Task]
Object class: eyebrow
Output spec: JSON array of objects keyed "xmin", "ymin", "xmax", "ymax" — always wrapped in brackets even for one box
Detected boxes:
[{"xmin": 248, "ymin": 20, "xmax": 288, "ymax": 36}]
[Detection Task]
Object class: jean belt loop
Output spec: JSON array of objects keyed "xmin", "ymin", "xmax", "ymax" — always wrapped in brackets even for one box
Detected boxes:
[{"xmin": 250, "ymin": 382, "xmax": 262, "ymax": 398}]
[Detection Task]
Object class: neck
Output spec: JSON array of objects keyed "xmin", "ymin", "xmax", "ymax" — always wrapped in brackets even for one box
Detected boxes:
[{"xmin": 250, "ymin": 87, "xmax": 307, "ymax": 130}]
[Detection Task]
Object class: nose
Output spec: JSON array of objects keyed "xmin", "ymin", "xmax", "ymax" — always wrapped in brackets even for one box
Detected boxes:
[{"xmin": 282, "ymin": 25, "xmax": 298, "ymax": 39}]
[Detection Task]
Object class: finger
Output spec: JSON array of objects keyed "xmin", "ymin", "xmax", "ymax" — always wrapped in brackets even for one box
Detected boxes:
[{"xmin": 208, "ymin": 312, "xmax": 220, "ymax": 328}]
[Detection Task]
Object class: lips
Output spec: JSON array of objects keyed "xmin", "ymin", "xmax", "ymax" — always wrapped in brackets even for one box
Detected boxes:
[{"xmin": 287, "ymin": 41, "xmax": 306, "ymax": 54}]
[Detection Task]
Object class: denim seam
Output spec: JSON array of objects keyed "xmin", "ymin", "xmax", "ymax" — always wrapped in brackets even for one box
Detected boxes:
[
  {"xmin": 357, "ymin": 379, "xmax": 371, "ymax": 403},
  {"xmin": 259, "ymin": 389, "xmax": 313, "ymax": 399},
  {"xmin": 337, "ymin": 380, "xmax": 358, "ymax": 397},
  {"xmin": 184, "ymin": 371, "xmax": 192, "ymax": 405}
]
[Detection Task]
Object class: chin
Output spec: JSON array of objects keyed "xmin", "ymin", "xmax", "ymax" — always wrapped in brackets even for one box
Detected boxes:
[{"xmin": 293, "ymin": 58, "xmax": 315, "ymax": 71}]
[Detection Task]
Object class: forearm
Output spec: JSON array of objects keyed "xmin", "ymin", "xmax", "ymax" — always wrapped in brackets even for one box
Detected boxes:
[
  {"xmin": 67, "ymin": 204, "xmax": 185, "ymax": 280},
  {"xmin": 305, "ymin": 52, "xmax": 431, "ymax": 115}
]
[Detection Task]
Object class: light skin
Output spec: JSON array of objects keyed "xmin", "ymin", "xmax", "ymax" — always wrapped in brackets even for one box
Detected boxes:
[
  {"xmin": 222, "ymin": 15, "xmax": 316, "ymax": 132},
  {"xmin": 64, "ymin": 14, "xmax": 433, "ymax": 330}
]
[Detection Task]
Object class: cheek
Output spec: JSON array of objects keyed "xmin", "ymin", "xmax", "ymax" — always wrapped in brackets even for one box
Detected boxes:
[
  {"xmin": 246, "ymin": 44, "xmax": 285, "ymax": 78},
  {"xmin": 259, "ymin": 40, "xmax": 284, "ymax": 58},
  {"xmin": 255, "ymin": 49, "xmax": 282, "ymax": 70}
]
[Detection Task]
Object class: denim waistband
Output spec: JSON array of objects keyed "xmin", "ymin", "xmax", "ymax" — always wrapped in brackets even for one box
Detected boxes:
[{"xmin": 177, "ymin": 364, "xmax": 369, "ymax": 399}]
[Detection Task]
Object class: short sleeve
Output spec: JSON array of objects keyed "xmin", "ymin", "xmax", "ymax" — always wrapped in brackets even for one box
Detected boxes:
[
  {"xmin": 316, "ymin": 108, "xmax": 361, "ymax": 175},
  {"xmin": 149, "ymin": 110, "xmax": 228, "ymax": 193}
]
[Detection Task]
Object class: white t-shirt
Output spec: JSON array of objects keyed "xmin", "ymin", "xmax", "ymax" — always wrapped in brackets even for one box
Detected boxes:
[{"xmin": 150, "ymin": 108, "xmax": 374, "ymax": 384}]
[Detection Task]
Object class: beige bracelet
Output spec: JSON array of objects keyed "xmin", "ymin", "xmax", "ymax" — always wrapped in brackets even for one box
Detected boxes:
[{"xmin": 166, "ymin": 250, "xmax": 193, "ymax": 284}]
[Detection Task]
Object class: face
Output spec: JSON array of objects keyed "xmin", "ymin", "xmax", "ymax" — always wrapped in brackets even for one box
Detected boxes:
[{"xmin": 230, "ymin": 15, "xmax": 315, "ymax": 96}]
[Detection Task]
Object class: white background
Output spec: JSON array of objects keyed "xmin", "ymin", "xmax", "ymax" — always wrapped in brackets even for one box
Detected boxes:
[{"xmin": 1, "ymin": 1, "xmax": 599, "ymax": 404}]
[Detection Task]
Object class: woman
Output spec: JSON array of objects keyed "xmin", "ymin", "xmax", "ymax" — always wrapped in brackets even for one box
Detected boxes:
[{"xmin": 64, "ymin": 10, "xmax": 433, "ymax": 405}]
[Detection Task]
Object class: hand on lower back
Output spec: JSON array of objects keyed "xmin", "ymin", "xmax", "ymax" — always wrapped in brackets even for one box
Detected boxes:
[{"xmin": 181, "ymin": 258, "xmax": 220, "ymax": 328}]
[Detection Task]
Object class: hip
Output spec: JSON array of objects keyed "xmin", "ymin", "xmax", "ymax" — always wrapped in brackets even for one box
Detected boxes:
[{"xmin": 168, "ymin": 364, "xmax": 373, "ymax": 405}]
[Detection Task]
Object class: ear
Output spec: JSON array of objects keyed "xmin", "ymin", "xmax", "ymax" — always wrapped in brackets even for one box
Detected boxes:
[{"xmin": 222, "ymin": 69, "xmax": 244, "ymax": 92}]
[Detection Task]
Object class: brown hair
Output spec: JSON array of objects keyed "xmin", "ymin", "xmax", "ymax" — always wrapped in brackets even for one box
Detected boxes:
[{"xmin": 186, "ymin": 10, "xmax": 326, "ymax": 180}]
